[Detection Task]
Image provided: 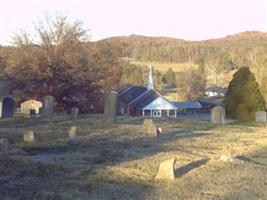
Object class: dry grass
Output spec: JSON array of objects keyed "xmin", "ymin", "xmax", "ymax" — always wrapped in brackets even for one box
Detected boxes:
[
  {"xmin": 130, "ymin": 60, "xmax": 198, "ymax": 73},
  {"xmin": 0, "ymin": 115, "xmax": 267, "ymax": 199}
]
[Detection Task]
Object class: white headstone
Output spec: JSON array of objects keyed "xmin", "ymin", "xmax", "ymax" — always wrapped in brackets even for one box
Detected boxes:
[
  {"xmin": 69, "ymin": 126, "xmax": 77, "ymax": 140},
  {"xmin": 211, "ymin": 106, "xmax": 225, "ymax": 124},
  {"xmin": 155, "ymin": 158, "xmax": 176, "ymax": 180},
  {"xmin": 21, "ymin": 100, "xmax": 42, "ymax": 115},
  {"xmin": 255, "ymin": 111, "xmax": 267, "ymax": 123},
  {"xmin": 23, "ymin": 130, "xmax": 35, "ymax": 142}
]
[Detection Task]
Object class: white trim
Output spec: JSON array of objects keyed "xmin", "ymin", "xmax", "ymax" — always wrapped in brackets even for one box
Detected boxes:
[
  {"xmin": 119, "ymin": 85, "xmax": 134, "ymax": 96},
  {"xmin": 143, "ymin": 96, "xmax": 177, "ymax": 110},
  {"xmin": 128, "ymin": 89, "xmax": 152, "ymax": 106}
]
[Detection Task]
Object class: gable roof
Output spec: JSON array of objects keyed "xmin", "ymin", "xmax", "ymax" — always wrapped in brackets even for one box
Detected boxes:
[
  {"xmin": 143, "ymin": 96, "xmax": 177, "ymax": 110},
  {"xmin": 172, "ymin": 101, "xmax": 202, "ymax": 109},
  {"xmin": 206, "ymin": 87, "xmax": 227, "ymax": 94},
  {"xmin": 130, "ymin": 89, "xmax": 160, "ymax": 109},
  {"xmin": 118, "ymin": 85, "xmax": 148, "ymax": 104}
]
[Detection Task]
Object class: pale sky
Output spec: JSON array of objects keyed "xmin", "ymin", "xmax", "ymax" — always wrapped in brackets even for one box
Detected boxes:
[{"xmin": 0, "ymin": 0, "xmax": 266, "ymax": 45}]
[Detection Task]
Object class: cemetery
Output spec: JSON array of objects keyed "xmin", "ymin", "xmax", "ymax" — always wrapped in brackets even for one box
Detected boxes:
[
  {"xmin": 0, "ymin": 107, "xmax": 267, "ymax": 199},
  {"xmin": 0, "ymin": 66, "xmax": 266, "ymax": 199}
]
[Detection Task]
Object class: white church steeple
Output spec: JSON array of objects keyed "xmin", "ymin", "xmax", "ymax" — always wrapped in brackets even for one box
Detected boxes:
[{"xmin": 147, "ymin": 64, "xmax": 154, "ymax": 90}]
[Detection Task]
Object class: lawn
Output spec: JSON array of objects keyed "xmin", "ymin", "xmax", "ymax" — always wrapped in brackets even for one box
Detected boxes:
[{"xmin": 0, "ymin": 114, "xmax": 267, "ymax": 199}]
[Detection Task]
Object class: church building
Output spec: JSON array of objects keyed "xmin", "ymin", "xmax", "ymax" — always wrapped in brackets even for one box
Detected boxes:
[{"xmin": 118, "ymin": 65, "xmax": 177, "ymax": 118}]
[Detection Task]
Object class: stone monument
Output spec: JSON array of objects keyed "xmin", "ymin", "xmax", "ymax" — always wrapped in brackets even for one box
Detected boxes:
[
  {"xmin": 155, "ymin": 158, "xmax": 176, "ymax": 180},
  {"xmin": 70, "ymin": 107, "xmax": 79, "ymax": 120},
  {"xmin": 42, "ymin": 95, "xmax": 55, "ymax": 118},
  {"xmin": 255, "ymin": 111, "xmax": 267, "ymax": 123},
  {"xmin": 211, "ymin": 106, "xmax": 225, "ymax": 124},
  {"xmin": 104, "ymin": 89, "xmax": 118, "ymax": 124}
]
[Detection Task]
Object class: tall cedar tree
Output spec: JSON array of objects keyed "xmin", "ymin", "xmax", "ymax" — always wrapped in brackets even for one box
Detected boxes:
[
  {"xmin": 224, "ymin": 67, "xmax": 266, "ymax": 120},
  {"xmin": 163, "ymin": 67, "xmax": 176, "ymax": 86}
]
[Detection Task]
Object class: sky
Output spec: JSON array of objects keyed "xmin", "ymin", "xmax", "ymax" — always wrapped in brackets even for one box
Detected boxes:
[{"xmin": 0, "ymin": 0, "xmax": 266, "ymax": 45}]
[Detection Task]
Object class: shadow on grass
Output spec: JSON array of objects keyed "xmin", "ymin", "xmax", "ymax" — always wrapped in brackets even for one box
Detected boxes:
[{"xmin": 175, "ymin": 158, "xmax": 210, "ymax": 178}]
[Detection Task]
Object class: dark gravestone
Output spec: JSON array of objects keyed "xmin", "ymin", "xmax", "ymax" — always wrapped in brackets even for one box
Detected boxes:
[
  {"xmin": 1, "ymin": 97, "xmax": 15, "ymax": 118},
  {"xmin": 104, "ymin": 89, "xmax": 118, "ymax": 124},
  {"xmin": 70, "ymin": 107, "xmax": 79, "ymax": 120},
  {"xmin": 30, "ymin": 109, "xmax": 36, "ymax": 118},
  {"xmin": 42, "ymin": 95, "xmax": 55, "ymax": 118},
  {"xmin": 0, "ymin": 138, "xmax": 10, "ymax": 154}
]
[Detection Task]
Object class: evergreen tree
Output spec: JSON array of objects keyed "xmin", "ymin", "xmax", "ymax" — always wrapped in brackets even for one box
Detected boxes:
[
  {"xmin": 163, "ymin": 67, "xmax": 176, "ymax": 86},
  {"xmin": 224, "ymin": 67, "xmax": 266, "ymax": 120}
]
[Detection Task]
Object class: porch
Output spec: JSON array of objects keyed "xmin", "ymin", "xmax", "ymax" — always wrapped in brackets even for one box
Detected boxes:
[{"xmin": 142, "ymin": 109, "xmax": 177, "ymax": 118}]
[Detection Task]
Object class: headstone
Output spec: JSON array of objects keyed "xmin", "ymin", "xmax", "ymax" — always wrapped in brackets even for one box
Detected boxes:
[
  {"xmin": 255, "ymin": 111, "xmax": 267, "ymax": 123},
  {"xmin": 0, "ymin": 138, "xmax": 10, "ymax": 154},
  {"xmin": 1, "ymin": 97, "xmax": 15, "ymax": 118},
  {"xmin": 23, "ymin": 130, "xmax": 35, "ymax": 142},
  {"xmin": 70, "ymin": 107, "xmax": 79, "ymax": 120},
  {"xmin": 143, "ymin": 119, "xmax": 157, "ymax": 136},
  {"xmin": 69, "ymin": 126, "xmax": 77, "ymax": 141},
  {"xmin": 155, "ymin": 158, "xmax": 176, "ymax": 180},
  {"xmin": 20, "ymin": 100, "xmax": 43, "ymax": 115},
  {"xmin": 104, "ymin": 89, "xmax": 118, "ymax": 124},
  {"xmin": 219, "ymin": 155, "xmax": 244, "ymax": 164},
  {"xmin": 157, "ymin": 127, "xmax": 163, "ymax": 135},
  {"xmin": 211, "ymin": 106, "xmax": 225, "ymax": 124},
  {"xmin": 42, "ymin": 95, "xmax": 55, "ymax": 118},
  {"xmin": 30, "ymin": 109, "xmax": 36, "ymax": 117}
]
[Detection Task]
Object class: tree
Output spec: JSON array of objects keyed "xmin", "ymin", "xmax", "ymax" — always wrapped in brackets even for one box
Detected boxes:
[
  {"xmin": 224, "ymin": 67, "xmax": 266, "ymax": 120},
  {"xmin": 163, "ymin": 67, "xmax": 176, "ymax": 86},
  {"xmin": 177, "ymin": 68, "xmax": 206, "ymax": 101},
  {"xmin": 204, "ymin": 48, "xmax": 228, "ymax": 85},
  {"xmin": 4, "ymin": 15, "xmax": 123, "ymax": 113},
  {"xmin": 122, "ymin": 64, "xmax": 144, "ymax": 86}
]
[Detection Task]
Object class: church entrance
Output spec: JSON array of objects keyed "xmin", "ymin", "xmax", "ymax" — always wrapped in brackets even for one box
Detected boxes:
[{"xmin": 152, "ymin": 110, "xmax": 161, "ymax": 118}]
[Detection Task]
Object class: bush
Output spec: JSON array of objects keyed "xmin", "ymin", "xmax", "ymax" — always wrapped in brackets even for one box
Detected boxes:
[{"xmin": 224, "ymin": 67, "xmax": 266, "ymax": 120}]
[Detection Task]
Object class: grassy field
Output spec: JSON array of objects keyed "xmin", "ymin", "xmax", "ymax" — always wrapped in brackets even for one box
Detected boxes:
[
  {"xmin": 130, "ymin": 60, "xmax": 234, "ymax": 88},
  {"xmin": 0, "ymin": 114, "xmax": 267, "ymax": 199},
  {"xmin": 130, "ymin": 60, "xmax": 198, "ymax": 73}
]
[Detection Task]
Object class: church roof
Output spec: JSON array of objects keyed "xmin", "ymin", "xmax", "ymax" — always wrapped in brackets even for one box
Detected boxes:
[
  {"xmin": 118, "ymin": 85, "xmax": 148, "ymax": 104},
  {"xmin": 172, "ymin": 101, "xmax": 202, "ymax": 109},
  {"xmin": 129, "ymin": 89, "xmax": 160, "ymax": 109}
]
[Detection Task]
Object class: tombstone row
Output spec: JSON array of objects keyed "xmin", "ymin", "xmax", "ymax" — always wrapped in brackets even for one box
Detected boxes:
[
  {"xmin": 0, "ymin": 126, "xmax": 78, "ymax": 155},
  {"xmin": 211, "ymin": 106, "xmax": 267, "ymax": 124}
]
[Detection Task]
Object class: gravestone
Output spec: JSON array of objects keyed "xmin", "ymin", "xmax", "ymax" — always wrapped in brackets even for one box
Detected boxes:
[
  {"xmin": 157, "ymin": 127, "xmax": 163, "ymax": 135},
  {"xmin": 0, "ymin": 138, "xmax": 10, "ymax": 154},
  {"xmin": 220, "ymin": 155, "xmax": 244, "ymax": 164},
  {"xmin": 30, "ymin": 109, "xmax": 36, "ymax": 118},
  {"xmin": 143, "ymin": 119, "xmax": 157, "ymax": 136},
  {"xmin": 70, "ymin": 107, "xmax": 79, "ymax": 120},
  {"xmin": 21, "ymin": 100, "xmax": 42, "ymax": 115},
  {"xmin": 42, "ymin": 95, "xmax": 55, "ymax": 118},
  {"xmin": 255, "ymin": 111, "xmax": 267, "ymax": 123},
  {"xmin": 1, "ymin": 97, "xmax": 15, "ymax": 118},
  {"xmin": 69, "ymin": 126, "xmax": 77, "ymax": 141},
  {"xmin": 211, "ymin": 106, "xmax": 225, "ymax": 124},
  {"xmin": 23, "ymin": 130, "xmax": 35, "ymax": 142},
  {"xmin": 104, "ymin": 89, "xmax": 118, "ymax": 124},
  {"xmin": 155, "ymin": 157, "xmax": 176, "ymax": 180}
]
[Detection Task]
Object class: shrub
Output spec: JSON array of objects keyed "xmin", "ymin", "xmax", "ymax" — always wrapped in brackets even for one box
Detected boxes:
[{"xmin": 224, "ymin": 67, "xmax": 266, "ymax": 120}]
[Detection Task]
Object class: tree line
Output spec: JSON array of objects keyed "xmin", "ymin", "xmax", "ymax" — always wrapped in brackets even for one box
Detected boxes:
[{"xmin": 0, "ymin": 16, "xmax": 266, "ymax": 113}]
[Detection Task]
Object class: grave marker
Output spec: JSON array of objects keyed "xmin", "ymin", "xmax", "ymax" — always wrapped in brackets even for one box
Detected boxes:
[
  {"xmin": 42, "ymin": 95, "xmax": 55, "ymax": 118},
  {"xmin": 255, "ymin": 111, "xmax": 267, "ymax": 123},
  {"xmin": 104, "ymin": 89, "xmax": 118, "ymax": 124},
  {"xmin": 211, "ymin": 106, "xmax": 225, "ymax": 124}
]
